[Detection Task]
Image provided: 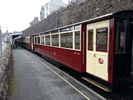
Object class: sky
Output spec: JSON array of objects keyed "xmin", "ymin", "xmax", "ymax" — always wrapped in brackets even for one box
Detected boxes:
[{"xmin": 0, "ymin": 0, "xmax": 69, "ymax": 33}]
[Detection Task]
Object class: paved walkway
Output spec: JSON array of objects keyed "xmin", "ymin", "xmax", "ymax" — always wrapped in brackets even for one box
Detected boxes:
[{"xmin": 8, "ymin": 47, "xmax": 105, "ymax": 100}]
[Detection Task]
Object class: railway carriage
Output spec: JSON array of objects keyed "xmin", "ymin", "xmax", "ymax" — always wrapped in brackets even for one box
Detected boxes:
[
  {"xmin": 17, "ymin": 37, "xmax": 23, "ymax": 47},
  {"xmin": 19, "ymin": 36, "xmax": 32, "ymax": 49},
  {"xmin": 20, "ymin": 10, "xmax": 133, "ymax": 92}
]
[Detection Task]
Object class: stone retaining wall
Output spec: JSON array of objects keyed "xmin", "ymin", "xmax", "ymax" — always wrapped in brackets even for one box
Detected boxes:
[
  {"xmin": 23, "ymin": 0, "xmax": 133, "ymax": 37},
  {"xmin": 0, "ymin": 45, "xmax": 13, "ymax": 100}
]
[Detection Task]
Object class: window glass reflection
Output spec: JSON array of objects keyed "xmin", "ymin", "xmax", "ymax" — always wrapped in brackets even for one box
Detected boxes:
[
  {"xmin": 52, "ymin": 34, "xmax": 59, "ymax": 46},
  {"xmin": 115, "ymin": 19, "xmax": 127, "ymax": 53},
  {"xmin": 75, "ymin": 31, "xmax": 80, "ymax": 49},
  {"xmin": 41, "ymin": 36, "xmax": 44, "ymax": 45},
  {"xmin": 61, "ymin": 33, "xmax": 73, "ymax": 48},
  {"xmin": 46, "ymin": 36, "xmax": 50, "ymax": 45},
  {"xmin": 74, "ymin": 25, "xmax": 80, "ymax": 30},
  {"xmin": 97, "ymin": 28, "xmax": 108, "ymax": 51},
  {"xmin": 88, "ymin": 30, "xmax": 93, "ymax": 50}
]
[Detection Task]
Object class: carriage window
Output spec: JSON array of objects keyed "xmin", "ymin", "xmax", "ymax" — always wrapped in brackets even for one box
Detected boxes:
[
  {"xmin": 45, "ymin": 32, "xmax": 50, "ymax": 35},
  {"xmin": 40, "ymin": 33, "xmax": 45, "ymax": 35},
  {"xmin": 61, "ymin": 32, "xmax": 73, "ymax": 48},
  {"xmin": 46, "ymin": 36, "xmax": 50, "ymax": 45},
  {"xmin": 52, "ymin": 34, "xmax": 59, "ymax": 46},
  {"xmin": 88, "ymin": 30, "xmax": 93, "ymax": 50},
  {"xmin": 96, "ymin": 28, "xmax": 108, "ymax": 51},
  {"xmin": 51, "ymin": 30, "xmax": 58, "ymax": 34},
  {"xmin": 35, "ymin": 37, "xmax": 37, "ymax": 44},
  {"xmin": 75, "ymin": 31, "xmax": 80, "ymax": 49},
  {"xmin": 38, "ymin": 37, "xmax": 40, "ymax": 44},
  {"xmin": 115, "ymin": 19, "xmax": 127, "ymax": 53},
  {"xmin": 74, "ymin": 25, "xmax": 80, "ymax": 30},
  {"xmin": 60, "ymin": 27, "xmax": 73, "ymax": 32},
  {"xmin": 41, "ymin": 36, "xmax": 44, "ymax": 45}
]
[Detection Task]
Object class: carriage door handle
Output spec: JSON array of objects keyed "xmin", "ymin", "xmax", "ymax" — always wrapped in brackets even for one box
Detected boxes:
[{"xmin": 94, "ymin": 54, "xmax": 96, "ymax": 57}]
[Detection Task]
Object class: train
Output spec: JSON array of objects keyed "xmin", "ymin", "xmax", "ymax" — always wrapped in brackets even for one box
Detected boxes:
[{"xmin": 17, "ymin": 10, "xmax": 133, "ymax": 92}]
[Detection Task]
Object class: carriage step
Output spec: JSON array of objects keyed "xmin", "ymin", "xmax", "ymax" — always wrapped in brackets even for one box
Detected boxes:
[{"xmin": 82, "ymin": 77, "xmax": 111, "ymax": 92}]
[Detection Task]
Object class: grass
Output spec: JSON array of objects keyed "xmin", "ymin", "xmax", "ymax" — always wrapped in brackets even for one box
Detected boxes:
[
  {"xmin": 6, "ymin": 43, "xmax": 10, "ymax": 49},
  {"xmin": 6, "ymin": 56, "xmax": 15, "ymax": 100}
]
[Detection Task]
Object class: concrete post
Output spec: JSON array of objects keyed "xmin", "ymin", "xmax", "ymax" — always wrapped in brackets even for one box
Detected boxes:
[{"xmin": 0, "ymin": 27, "xmax": 2, "ymax": 55}]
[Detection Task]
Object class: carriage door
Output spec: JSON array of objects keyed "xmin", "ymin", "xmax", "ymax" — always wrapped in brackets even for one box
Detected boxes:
[
  {"xmin": 86, "ymin": 20, "xmax": 109, "ymax": 81},
  {"xmin": 30, "ymin": 36, "xmax": 34, "ymax": 50}
]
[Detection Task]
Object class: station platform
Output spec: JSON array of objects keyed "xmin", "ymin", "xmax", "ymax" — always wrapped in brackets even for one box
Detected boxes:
[{"xmin": 8, "ymin": 47, "xmax": 106, "ymax": 100}]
